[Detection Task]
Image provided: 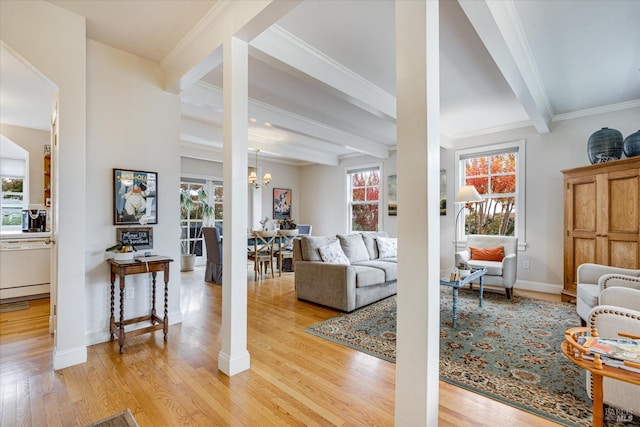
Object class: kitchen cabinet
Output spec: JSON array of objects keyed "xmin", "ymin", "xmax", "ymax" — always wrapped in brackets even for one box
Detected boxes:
[{"xmin": 562, "ymin": 157, "xmax": 640, "ymax": 302}]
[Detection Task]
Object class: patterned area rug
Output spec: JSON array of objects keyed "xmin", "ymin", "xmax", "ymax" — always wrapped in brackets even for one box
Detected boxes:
[{"xmin": 305, "ymin": 288, "xmax": 634, "ymax": 427}]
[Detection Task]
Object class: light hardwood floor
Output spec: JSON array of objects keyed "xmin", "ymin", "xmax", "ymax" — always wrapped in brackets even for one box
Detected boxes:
[{"xmin": 0, "ymin": 268, "xmax": 562, "ymax": 426}]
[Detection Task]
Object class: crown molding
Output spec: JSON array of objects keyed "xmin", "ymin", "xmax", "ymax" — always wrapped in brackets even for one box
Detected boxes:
[{"xmin": 552, "ymin": 99, "xmax": 640, "ymax": 122}]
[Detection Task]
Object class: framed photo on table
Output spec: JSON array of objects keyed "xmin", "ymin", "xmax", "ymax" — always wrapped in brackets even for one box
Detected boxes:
[
  {"xmin": 113, "ymin": 169, "xmax": 158, "ymax": 225},
  {"xmin": 273, "ymin": 188, "xmax": 292, "ymax": 219}
]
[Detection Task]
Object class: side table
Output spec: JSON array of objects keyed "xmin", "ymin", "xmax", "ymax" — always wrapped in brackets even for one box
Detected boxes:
[
  {"xmin": 562, "ymin": 326, "xmax": 640, "ymax": 427},
  {"xmin": 440, "ymin": 267, "xmax": 487, "ymax": 328},
  {"xmin": 107, "ymin": 256, "xmax": 173, "ymax": 353}
]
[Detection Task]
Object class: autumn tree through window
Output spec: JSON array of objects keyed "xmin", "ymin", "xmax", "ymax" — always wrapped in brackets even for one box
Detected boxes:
[
  {"xmin": 348, "ymin": 166, "xmax": 380, "ymax": 232},
  {"xmin": 456, "ymin": 141, "xmax": 525, "ymax": 244}
]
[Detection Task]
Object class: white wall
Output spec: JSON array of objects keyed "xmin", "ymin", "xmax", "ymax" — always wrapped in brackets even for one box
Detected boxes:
[
  {"xmin": 85, "ymin": 40, "xmax": 182, "ymax": 344},
  {"xmin": 1, "ymin": 0, "xmax": 88, "ymax": 369},
  {"xmin": 0, "ymin": 124, "xmax": 48, "ymax": 205}
]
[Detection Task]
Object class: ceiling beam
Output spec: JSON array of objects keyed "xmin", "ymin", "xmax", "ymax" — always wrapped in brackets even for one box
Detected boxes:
[
  {"xmin": 249, "ymin": 25, "xmax": 397, "ymax": 121},
  {"xmin": 182, "ymin": 82, "xmax": 390, "ymax": 159},
  {"xmin": 180, "ymin": 117, "xmax": 340, "ymax": 166},
  {"xmin": 458, "ymin": 0, "xmax": 551, "ymax": 134}
]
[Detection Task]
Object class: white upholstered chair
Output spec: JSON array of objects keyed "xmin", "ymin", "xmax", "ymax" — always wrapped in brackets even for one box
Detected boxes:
[
  {"xmin": 455, "ymin": 234, "xmax": 518, "ymax": 299},
  {"xmin": 585, "ymin": 286, "xmax": 640, "ymax": 417},
  {"xmin": 576, "ymin": 263, "xmax": 640, "ymax": 324}
]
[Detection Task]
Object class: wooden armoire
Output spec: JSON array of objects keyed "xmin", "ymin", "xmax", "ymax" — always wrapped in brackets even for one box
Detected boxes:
[{"xmin": 562, "ymin": 157, "xmax": 640, "ymax": 302}]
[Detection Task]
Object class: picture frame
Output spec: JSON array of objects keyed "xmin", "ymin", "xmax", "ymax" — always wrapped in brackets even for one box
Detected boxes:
[
  {"xmin": 116, "ymin": 227, "xmax": 153, "ymax": 250},
  {"xmin": 388, "ymin": 174, "xmax": 397, "ymax": 216},
  {"xmin": 273, "ymin": 188, "xmax": 292, "ymax": 219},
  {"xmin": 113, "ymin": 169, "xmax": 158, "ymax": 225}
]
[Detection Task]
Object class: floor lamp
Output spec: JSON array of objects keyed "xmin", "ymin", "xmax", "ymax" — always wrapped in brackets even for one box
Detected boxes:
[{"xmin": 454, "ymin": 185, "xmax": 483, "ymax": 248}]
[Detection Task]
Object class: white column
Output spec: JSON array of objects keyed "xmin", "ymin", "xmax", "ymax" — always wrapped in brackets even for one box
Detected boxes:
[
  {"xmin": 395, "ymin": 0, "xmax": 440, "ymax": 425},
  {"xmin": 218, "ymin": 35, "xmax": 250, "ymax": 376}
]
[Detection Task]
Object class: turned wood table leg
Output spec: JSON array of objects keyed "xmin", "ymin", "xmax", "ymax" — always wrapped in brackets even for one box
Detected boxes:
[
  {"xmin": 109, "ymin": 271, "xmax": 116, "ymax": 341},
  {"xmin": 163, "ymin": 265, "xmax": 169, "ymax": 341},
  {"xmin": 118, "ymin": 275, "xmax": 125, "ymax": 354},
  {"xmin": 151, "ymin": 271, "xmax": 157, "ymax": 323},
  {"xmin": 592, "ymin": 374, "xmax": 604, "ymax": 427}
]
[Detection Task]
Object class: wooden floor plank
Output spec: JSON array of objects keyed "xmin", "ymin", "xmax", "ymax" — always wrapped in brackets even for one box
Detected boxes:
[{"xmin": 0, "ymin": 269, "xmax": 562, "ymax": 426}]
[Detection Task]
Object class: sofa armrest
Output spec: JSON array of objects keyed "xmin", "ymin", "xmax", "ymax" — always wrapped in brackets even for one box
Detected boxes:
[
  {"xmin": 599, "ymin": 274, "xmax": 640, "ymax": 292},
  {"xmin": 578, "ymin": 263, "xmax": 640, "ymax": 285},
  {"xmin": 599, "ymin": 287, "xmax": 640, "ymax": 311},
  {"xmin": 455, "ymin": 250, "xmax": 470, "ymax": 266},
  {"xmin": 501, "ymin": 253, "xmax": 517, "ymax": 286},
  {"xmin": 294, "ymin": 261, "xmax": 357, "ymax": 312}
]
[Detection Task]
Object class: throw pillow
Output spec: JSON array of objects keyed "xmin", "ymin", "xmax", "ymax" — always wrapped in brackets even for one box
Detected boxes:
[
  {"xmin": 470, "ymin": 246, "xmax": 504, "ymax": 261},
  {"xmin": 318, "ymin": 240, "xmax": 351, "ymax": 265},
  {"xmin": 377, "ymin": 236, "xmax": 397, "ymax": 258},
  {"xmin": 301, "ymin": 235, "xmax": 337, "ymax": 261},
  {"xmin": 337, "ymin": 233, "xmax": 370, "ymax": 263}
]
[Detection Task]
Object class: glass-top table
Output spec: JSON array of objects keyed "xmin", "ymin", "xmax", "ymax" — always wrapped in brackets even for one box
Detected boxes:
[{"xmin": 440, "ymin": 267, "xmax": 487, "ymax": 328}]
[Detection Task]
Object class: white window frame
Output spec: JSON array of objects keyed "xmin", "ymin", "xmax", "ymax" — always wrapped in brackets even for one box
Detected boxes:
[
  {"xmin": 1, "ymin": 157, "xmax": 27, "ymax": 232},
  {"xmin": 346, "ymin": 164, "xmax": 383, "ymax": 233},
  {"xmin": 180, "ymin": 175, "xmax": 223, "ymax": 259},
  {"xmin": 454, "ymin": 140, "xmax": 526, "ymax": 251}
]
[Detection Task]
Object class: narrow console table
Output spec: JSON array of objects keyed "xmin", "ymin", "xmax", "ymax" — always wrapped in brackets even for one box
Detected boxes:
[{"xmin": 107, "ymin": 256, "xmax": 173, "ymax": 353}]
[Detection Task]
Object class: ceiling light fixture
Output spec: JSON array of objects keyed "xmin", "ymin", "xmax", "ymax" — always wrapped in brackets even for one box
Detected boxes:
[{"xmin": 248, "ymin": 148, "xmax": 271, "ymax": 189}]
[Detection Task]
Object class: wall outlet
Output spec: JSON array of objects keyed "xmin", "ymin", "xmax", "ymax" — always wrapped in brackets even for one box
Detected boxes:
[
  {"xmin": 125, "ymin": 288, "xmax": 134, "ymax": 299},
  {"xmin": 523, "ymin": 260, "xmax": 530, "ymax": 269}
]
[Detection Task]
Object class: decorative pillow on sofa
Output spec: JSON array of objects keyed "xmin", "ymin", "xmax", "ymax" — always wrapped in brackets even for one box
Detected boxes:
[
  {"xmin": 377, "ymin": 236, "xmax": 397, "ymax": 258},
  {"xmin": 318, "ymin": 240, "xmax": 351, "ymax": 265},
  {"xmin": 361, "ymin": 231, "xmax": 388, "ymax": 259},
  {"xmin": 301, "ymin": 235, "xmax": 337, "ymax": 261},
  {"xmin": 337, "ymin": 233, "xmax": 370, "ymax": 263},
  {"xmin": 470, "ymin": 246, "xmax": 504, "ymax": 261}
]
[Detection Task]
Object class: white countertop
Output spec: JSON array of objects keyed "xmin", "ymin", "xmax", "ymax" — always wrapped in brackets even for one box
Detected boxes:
[{"xmin": 0, "ymin": 231, "xmax": 52, "ymax": 240}]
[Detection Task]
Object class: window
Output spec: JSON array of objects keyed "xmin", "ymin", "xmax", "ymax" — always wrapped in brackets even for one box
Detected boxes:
[
  {"xmin": 180, "ymin": 179, "xmax": 223, "ymax": 257},
  {"xmin": 455, "ymin": 141, "xmax": 525, "ymax": 245},
  {"xmin": 348, "ymin": 166, "xmax": 381, "ymax": 232},
  {"xmin": 1, "ymin": 158, "xmax": 26, "ymax": 232}
]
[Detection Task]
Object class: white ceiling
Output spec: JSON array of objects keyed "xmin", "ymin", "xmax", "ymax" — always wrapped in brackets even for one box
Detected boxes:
[{"xmin": 1, "ymin": 0, "xmax": 639, "ymax": 165}]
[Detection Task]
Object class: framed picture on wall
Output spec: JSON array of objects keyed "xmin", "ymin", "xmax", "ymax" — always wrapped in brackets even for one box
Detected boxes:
[
  {"xmin": 113, "ymin": 168, "xmax": 158, "ymax": 225},
  {"xmin": 388, "ymin": 174, "xmax": 397, "ymax": 216},
  {"xmin": 440, "ymin": 169, "xmax": 446, "ymax": 216},
  {"xmin": 273, "ymin": 188, "xmax": 292, "ymax": 219}
]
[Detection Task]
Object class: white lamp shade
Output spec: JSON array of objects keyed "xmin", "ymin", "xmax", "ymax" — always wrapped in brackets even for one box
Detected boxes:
[
  {"xmin": 454, "ymin": 185, "xmax": 482, "ymax": 203},
  {"xmin": 248, "ymin": 171, "xmax": 257, "ymax": 183}
]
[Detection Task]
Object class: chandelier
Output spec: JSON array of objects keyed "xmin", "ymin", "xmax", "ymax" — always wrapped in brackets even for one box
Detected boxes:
[{"xmin": 248, "ymin": 148, "xmax": 271, "ymax": 189}]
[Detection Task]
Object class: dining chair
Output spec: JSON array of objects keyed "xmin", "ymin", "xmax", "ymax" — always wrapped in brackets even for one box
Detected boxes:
[
  {"xmin": 203, "ymin": 227, "xmax": 222, "ymax": 284},
  {"xmin": 275, "ymin": 229, "xmax": 299, "ymax": 276},
  {"xmin": 248, "ymin": 230, "xmax": 277, "ymax": 280}
]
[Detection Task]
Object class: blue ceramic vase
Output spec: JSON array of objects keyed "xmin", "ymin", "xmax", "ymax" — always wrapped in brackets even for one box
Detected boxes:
[
  {"xmin": 587, "ymin": 127, "xmax": 623, "ymax": 164},
  {"xmin": 623, "ymin": 130, "xmax": 640, "ymax": 158}
]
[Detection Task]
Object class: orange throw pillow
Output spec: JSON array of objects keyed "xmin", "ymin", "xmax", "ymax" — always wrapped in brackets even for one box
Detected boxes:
[{"xmin": 470, "ymin": 246, "xmax": 504, "ymax": 261}]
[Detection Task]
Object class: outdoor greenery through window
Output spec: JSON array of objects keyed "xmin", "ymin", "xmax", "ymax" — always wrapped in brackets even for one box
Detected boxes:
[
  {"xmin": 1, "ymin": 176, "xmax": 24, "ymax": 231},
  {"xmin": 457, "ymin": 141, "xmax": 524, "ymax": 242},
  {"xmin": 348, "ymin": 166, "xmax": 380, "ymax": 232},
  {"xmin": 180, "ymin": 179, "xmax": 223, "ymax": 257}
]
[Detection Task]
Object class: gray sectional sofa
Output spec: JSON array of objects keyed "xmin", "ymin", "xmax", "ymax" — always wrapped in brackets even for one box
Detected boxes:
[{"xmin": 292, "ymin": 231, "xmax": 397, "ymax": 312}]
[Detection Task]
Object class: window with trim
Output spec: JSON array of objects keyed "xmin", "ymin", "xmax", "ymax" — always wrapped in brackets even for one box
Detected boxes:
[
  {"xmin": 455, "ymin": 141, "xmax": 525, "ymax": 244},
  {"xmin": 1, "ymin": 158, "xmax": 26, "ymax": 232},
  {"xmin": 180, "ymin": 179, "xmax": 223, "ymax": 257},
  {"xmin": 347, "ymin": 166, "xmax": 381, "ymax": 232}
]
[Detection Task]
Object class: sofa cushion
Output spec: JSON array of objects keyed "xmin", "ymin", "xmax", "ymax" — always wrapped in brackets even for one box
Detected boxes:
[
  {"xmin": 301, "ymin": 235, "xmax": 337, "ymax": 261},
  {"xmin": 361, "ymin": 231, "xmax": 388, "ymax": 259},
  {"xmin": 377, "ymin": 237, "xmax": 397, "ymax": 258},
  {"xmin": 352, "ymin": 265, "xmax": 386, "ymax": 288},
  {"xmin": 470, "ymin": 246, "xmax": 504, "ymax": 261},
  {"xmin": 318, "ymin": 240, "xmax": 350, "ymax": 265},
  {"xmin": 337, "ymin": 233, "xmax": 370, "ymax": 263},
  {"xmin": 356, "ymin": 260, "xmax": 397, "ymax": 282},
  {"xmin": 466, "ymin": 260, "xmax": 503, "ymax": 276}
]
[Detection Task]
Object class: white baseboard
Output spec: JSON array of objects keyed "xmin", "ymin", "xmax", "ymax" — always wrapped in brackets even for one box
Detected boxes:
[
  {"xmin": 85, "ymin": 309, "xmax": 183, "ymax": 346},
  {"xmin": 514, "ymin": 280, "xmax": 563, "ymax": 295},
  {"xmin": 218, "ymin": 350, "xmax": 251, "ymax": 376},
  {"xmin": 53, "ymin": 345, "xmax": 87, "ymax": 370}
]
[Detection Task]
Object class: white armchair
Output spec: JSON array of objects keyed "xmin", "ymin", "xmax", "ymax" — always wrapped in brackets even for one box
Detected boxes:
[
  {"xmin": 576, "ymin": 263, "xmax": 640, "ymax": 324},
  {"xmin": 585, "ymin": 287, "xmax": 640, "ymax": 417},
  {"xmin": 455, "ymin": 235, "xmax": 518, "ymax": 299}
]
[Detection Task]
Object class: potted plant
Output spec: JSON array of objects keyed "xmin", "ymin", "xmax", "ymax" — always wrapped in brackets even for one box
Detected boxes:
[
  {"xmin": 106, "ymin": 240, "xmax": 136, "ymax": 261},
  {"xmin": 180, "ymin": 187, "xmax": 213, "ymax": 271},
  {"xmin": 278, "ymin": 217, "xmax": 298, "ymax": 236},
  {"xmin": 457, "ymin": 260, "xmax": 471, "ymax": 278}
]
